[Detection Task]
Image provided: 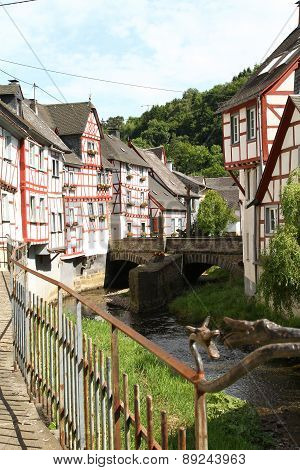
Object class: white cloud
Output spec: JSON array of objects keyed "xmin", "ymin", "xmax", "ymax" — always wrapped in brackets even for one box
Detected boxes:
[{"xmin": 0, "ymin": 0, "xmax": 298, "ymax": 118}]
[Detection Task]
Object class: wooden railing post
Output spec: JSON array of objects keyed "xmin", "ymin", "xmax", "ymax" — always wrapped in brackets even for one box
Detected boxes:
[
  {"xmin": 111, "ymin": 325, "xmax": 121, "ymax": 449},
  {"xmin": 76, "ymin": 300, "xmax": 86, "ymax": 450},
  {"xmin": 194, "ymin": 383, "xmax": 208, "ymax": 450}
]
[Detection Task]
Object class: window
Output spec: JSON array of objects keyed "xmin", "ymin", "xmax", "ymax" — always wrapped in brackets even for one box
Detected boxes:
[
  {"xmin": 230, "ymin": 114, "xmax": 239, "ymax": 144},
  {"xmin": 58, "ymin": 213, "xmax": 63, "ymax": 232},
  {"xmin": 127, "ymin": 222, "xmax": 132, "ymax": 233},
  {"xmin": 141, "ymin": 192, "xmax": 145, "ymax": 203},
  {"xmin": 178, "ymin": 219, "xmax": 183, "ymax": 231},
  {"xmin": 30, "ymin": 196, "xmax": 36, "ymax": 222},
  {"xmin": 51, "ymin": 212, "xmax": 56, "ymax": 233},
  {"xmin": 141, "ymin": 223, "xmax": 146, "ymax": 233},
  {"xmin": 171, "ymin": 219, "xmax": 176, "ymax": 233},
  {"xmin": 88, "ymin": 202, "xmax": 94, "ymax": 216},
  {"xmin": 29, "ymin": 143, "xmax": 35, "ymax": 167},
  {"xmin": 39, "ymin": 198, "xmax": 45, "ymax": 223},
  {"xmin": 69, "ymin": 171, "xmax": 74, "ymax": 186},
  {"xmin": 127, "ymin": 191, "xmax": 131, "ymax": 203},
  {"xmin": 98, "ymin": 203, "xmax": 104, "ymax": 216},
  {"xmin": 39, "ymin": 148, "xmax": 44, "ymax": 171},
  {"xmin": 69, "ymin": 208, "xmax": 74, "ymax": 226},
  {"xmin": 247, "ymin": 108, "xmax": 256, "ymax": 140},
  {"xmin": 1, "ymin": 193, "xmax": 9, "ymax": 221},
  {"xmin": 265, "ymin": 207, "xmax": 278, "ymax": 235},
  {"xmin": 87, "ymin": 141, "xmax": 95, "ymax": 151},
  {"xmin": 4, "ymin": 133, "xmax": 12, "ymax": 161},
  {"xmin": 52, "ymin": 158, "xmax": 59, "ymax": 177}
]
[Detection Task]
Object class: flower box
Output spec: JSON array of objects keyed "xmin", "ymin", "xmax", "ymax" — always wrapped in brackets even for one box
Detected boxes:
[
  {"xmin": 126, "ymin": 174, "xmax": 133, "ymax": 180},
  {"xmin": 127, "ymin": 201, "xmax": 134, "ymax": 207},
  {"xmin": 89, "ymin": 215, "xmax": 96, "ymax": 221},
  {"xmin": 69, "ymin": 184, "xmax": 76, "ymax": 190},
  {"xmin": 140, "ymin": 176, "xmax": 146, "ymax": 182},
  {"xmin": 127, "ymin": 232, "xmax": 133, "ymax": 238},
  {"xmin": 97, "ymin": 183, "xmax": 110, "ymax": 190},
  {"xmin": 99, "ymin": 215, "xmax": 106, "ymax": 221},
  {"xmin": 140, "ymin": 202, "xmax": 148, "ymax": 208},
  {"xmin": 87, "ymin": 149, "xmax": 97, "ymax": 156}
]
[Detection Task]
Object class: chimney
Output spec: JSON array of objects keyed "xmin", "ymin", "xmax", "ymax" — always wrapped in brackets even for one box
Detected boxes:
[
  {"xmin": 296, "ymin": 1, "xmax": 300, "ymax": 26},
  {"xmin": 30, "ymin": 99, "xmax": 38, "ymax": 115},
  {"xmin": 166, "ymin": 160, "xmax": 173, "ymax": 172},
  {"xmin": 108, "ymin": 128, "xmax": 121, "ymax": 139},
  {"xmin": 8, "ymin": 79, "xmax": 19, "ymax": 85}
]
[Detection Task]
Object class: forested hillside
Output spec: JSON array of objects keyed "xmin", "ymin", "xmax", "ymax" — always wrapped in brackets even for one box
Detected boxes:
[{"xmin": 105, "ymin": 68, "xmax": 254, "ymax": 177}]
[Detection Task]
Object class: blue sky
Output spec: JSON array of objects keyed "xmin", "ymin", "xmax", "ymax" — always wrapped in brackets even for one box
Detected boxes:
[{"xmin": 0, "ymin": 0, "xmax": 298, "ymax": 120}]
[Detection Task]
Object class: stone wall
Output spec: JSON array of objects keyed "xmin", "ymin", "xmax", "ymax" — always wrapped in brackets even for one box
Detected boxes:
[{"xmin": 129, "ymin": 255, "xmax": 185, "ymax": 314}]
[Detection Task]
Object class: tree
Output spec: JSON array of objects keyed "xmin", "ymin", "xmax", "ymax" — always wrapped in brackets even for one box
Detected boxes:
[
  {"xmin": 197, "ymin": 190, "xmax": 237, "ymax": 236},
  {"xmin": 104, "ymin": 116, "xmax": 124, "ymax": 131},
  {"xmin": 140, "ymin": 119, "xmax": 170, "ymax": 147},
  {"xmin": 259, "ymin": 169, "xmax": 300, "ymax": 314}
]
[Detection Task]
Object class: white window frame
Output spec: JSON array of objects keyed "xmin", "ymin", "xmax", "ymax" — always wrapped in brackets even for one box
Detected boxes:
[
  {"xmin": 39, "ymin": 147, "xmax": 44, "ymax": 171},
  {"xmin": 98, "ymin": 203, "xmax": 104, "ymax": 216},
  {"xmin": 247, "ymin": 107, "xmax": 256, "ymax": 140},
  {"xmin": 51, "ymin": 212, "xmax": 56, "ymax": 233},
  {"xmin": 39, "ymin": 198, "xmax": 45, "ymax": 223},
  {"xmin": 3, "ymin": 132, "xmax": 12, "ymax": 162},
  {"xmin": 231, "ymin": 114, "xmax": 240, "ymax": 145},
  {"xmin": 88, "ymin": 202, "xmax": 94, "ymax": 217},
  {"xmin": 1, "ymin": 193, "xmax": 10, "ymax": 221},
  {"xmin": 52, "ymin": 158, "xmax": 59, "ymax": 178},
  {"xmin": 29, "ymin": 142, "xmax": 36, "ymax": 168},
  {"xmin": 30, "ymin": 196, "xmax": 36, "ymax": 222},
  {"xmin": 265, "ymin": 206, "xmax": 278, "ymax": 235}
]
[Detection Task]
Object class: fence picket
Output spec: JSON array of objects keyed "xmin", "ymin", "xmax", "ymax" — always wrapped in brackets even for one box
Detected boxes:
[{"xmin": 123, "ymin": 373, "xmax": 130, "ymax": 450}]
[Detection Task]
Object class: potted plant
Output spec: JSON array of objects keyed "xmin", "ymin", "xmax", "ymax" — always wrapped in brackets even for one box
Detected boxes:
[
  {"xmin": 127, "ymin": 231, "xmax": 133, "ymax": 238},
  {"xmin": 171, "ymin": 232, "xmax": 178, "ymax": 238},
  {"xmin": 140, "ymin": 176, "xmax": 146, "ymax": 182},
  {"xmin": 140, "ymin": 202, "xmax": 148, "ymax": 208},
  {"xmin": 70, "ymin": 184, "xmax": 76, "ymax": 190},
  {"xmin": 87, "ymin": 149, "xmax": 97, "ymax": 156},
  {"xmin": 127, "ymin": 201, "xmax": 134, "ymax": 207},
  {"xmin": 126, "ymin": 173, "xmax": 133, "ymax": 180},
  {"xmin": 140, "ymin": 231, "xmax": 147, "ymax": 238},
  {"xmin": 99, "ymin": 215, "xmax": 106, "ymax": 222},
  {"xmin": 97, "ymin": 183, "xmax": 110, "ymax": 190},
  {"xmin": 89, "ymin": 215, "xmax": 96, "ymax": 221}
]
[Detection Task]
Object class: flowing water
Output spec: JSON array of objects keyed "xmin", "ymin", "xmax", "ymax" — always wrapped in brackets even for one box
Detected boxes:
[{"xmin": 64, "ymin": 288, "xmax": 300, "ymax": 410}]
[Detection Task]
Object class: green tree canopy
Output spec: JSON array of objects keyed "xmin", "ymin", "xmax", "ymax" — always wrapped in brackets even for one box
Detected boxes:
[
  {"xmin": 197, "ymin": 190, "xmax": 237, "ymax": 236},
  {"xmin": 259, "ymin": 169, "xmax": 300, "ymax": 314}
]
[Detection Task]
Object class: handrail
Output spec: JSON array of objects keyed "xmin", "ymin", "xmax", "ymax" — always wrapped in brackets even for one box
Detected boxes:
[{"xmin": 11, "ymin": 256, "xmax": 199, "ymax": 384}]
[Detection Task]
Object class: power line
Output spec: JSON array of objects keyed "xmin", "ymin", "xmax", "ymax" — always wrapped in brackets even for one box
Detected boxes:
[
  {"xmin": 0, "ymin": 58, "xmax": 184, "ymax": 93},
  {"xmin": 0, "ymin": 3, "xmax": 68, "ymax": 103},
  {"xmin": 0, "ymin": 67, "xmax": 64, "ymax": 103},
  {"xmin": 0, "ymin": 0, "xmax": 37, "ymax": 6}
]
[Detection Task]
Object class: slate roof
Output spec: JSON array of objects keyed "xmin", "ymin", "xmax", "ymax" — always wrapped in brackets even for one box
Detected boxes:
[
  {"xmin": 219, "ymin": 26, "xmax": 300, "ymax": 112},
  {"xmin": 205, "ymin": 177, "xmax": 236, "ymax": 190},
  {"xmin": 135, "ymin": 147, "xmax": 188, "ymax": 197},
  {"xmin": 290, "ymin": 94, "xmax": 300, "ymax": 111},
  {"xmin": 102, "ymin": 134, "xmax": 151, "ymax": 167},
  {"xmin": 22, "ymin": 102, "xmax": 70, "ymax": 152},
  {"xmin": 147, "ymin": 146, "xmax": 165, "ymax": 161},
  {"xmin": 38, "ymin": 102, "xmax": 94, "ymax": 136},
  {"xmin": 217, "ymin": 187, "xmax": 240, "ymax": 212},
  {"xmin": 64, "ymin": 152, "xmax": 83, "ymax": 167},
  {"xmin": 173, "ymin": 170, "xmax": 206, "ymax": 194},
  {"xmin": 149, "ymin": 176, "xmax": 186, "ymax": 212},
  {"xmin": 0, "ymin": 83, "xmax": 23, "ymax": 98}
]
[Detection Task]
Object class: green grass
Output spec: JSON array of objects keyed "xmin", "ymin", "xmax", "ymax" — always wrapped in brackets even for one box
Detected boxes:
[
  {"xmin": 70, "ymin": 315, "xmax": 272, "ymax": 450},
  {"xmin": 169, "ymin": 268, "xmax": 300, "ymax": 329}
]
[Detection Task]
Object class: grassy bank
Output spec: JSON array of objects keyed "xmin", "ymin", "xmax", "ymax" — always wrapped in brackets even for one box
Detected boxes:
[
  {"xmin": 72, "ymin": 315, "xmax": 271, "ymax": 450},
  {"xmin": 169, "ymin": 268, "xmax": 300, "ymax": 328}
]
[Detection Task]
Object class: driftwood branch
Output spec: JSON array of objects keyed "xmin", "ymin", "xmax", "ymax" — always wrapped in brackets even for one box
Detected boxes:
[
  {"xmin": 223, "ymin": 317, "xmax": 300, "ymax": 349},
  {"xmin": 196, "ymin": 343, "xmax": 300, "ymax": 393}
]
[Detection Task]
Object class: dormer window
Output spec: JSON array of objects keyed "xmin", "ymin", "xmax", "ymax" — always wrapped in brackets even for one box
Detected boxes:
[
  {"xmin": 231, "ymin": 114, "xmax": 239, "ymax": 144},
  {"xmin": 87, "ymin": 141, "xmax": 97, "ymax": 156},
  {"xmin": 247, "ymin": 108, "xmax": 256, "ymax": 140}
]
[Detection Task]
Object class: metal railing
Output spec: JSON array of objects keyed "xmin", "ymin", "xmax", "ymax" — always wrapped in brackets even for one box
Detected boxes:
[{"xmin": 10, "ymin": 244, "xmax": 207, "ymax": 451}]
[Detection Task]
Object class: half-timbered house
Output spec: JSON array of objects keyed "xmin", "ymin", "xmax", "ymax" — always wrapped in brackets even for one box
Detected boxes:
[
  {"xmin": 38, "ymin": 102, "xmax": 113, "ymax": 283},
  {"xmin": 220, "ymin": 19, "xmax": 300, "ymax": 295},
  {"xmin": 252, "ymin": 95, "xmax": 300, "ymax": 258},
  {"xmin": 101, "ymin": 134, "xmax": 151, "ymax": 239}
]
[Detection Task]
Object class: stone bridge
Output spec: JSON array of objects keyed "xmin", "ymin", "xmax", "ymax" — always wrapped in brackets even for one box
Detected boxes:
[{"xmin": 105, "ymin": 237, "xmax": 243, "ymax": 289}]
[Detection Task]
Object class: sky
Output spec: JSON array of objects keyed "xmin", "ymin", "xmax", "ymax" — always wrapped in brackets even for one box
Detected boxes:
[{"xmin": 0, "ymin": 0, "xmax": 298, "ymax": 120}]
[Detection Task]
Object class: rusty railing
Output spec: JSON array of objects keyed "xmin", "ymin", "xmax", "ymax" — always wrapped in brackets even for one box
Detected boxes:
[{"xmin": 10, "ymin": 245, "xmax": 207, "ymax": 451}]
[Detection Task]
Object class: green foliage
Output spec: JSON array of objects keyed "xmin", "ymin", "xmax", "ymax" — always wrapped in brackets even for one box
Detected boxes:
[
  {"xmin": 259, "ymin": 169, "xmax": 300, "ymax": 314},
  {"xmin": 104, "ymin": 116, "xmax": 124, "ymax": 131},
  {"xmin": 169, "ymin": 268, "xmax": 300, "ymax": 328},
  {"xmin": 131, "ymin": 137, "xmax": 150, "ymax": 148},
  {"xmin": 107, "ymin": 68, "xmax": 254, "ymax": 177},
  {"xmin": 197, "ymin": 190, "xmax": 237, "ymax": 236}
]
